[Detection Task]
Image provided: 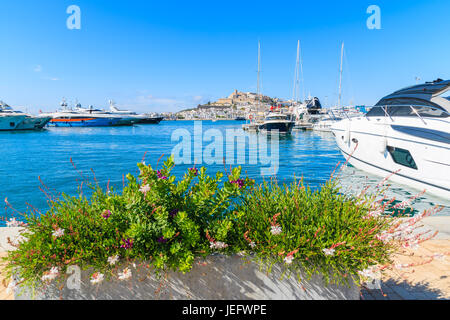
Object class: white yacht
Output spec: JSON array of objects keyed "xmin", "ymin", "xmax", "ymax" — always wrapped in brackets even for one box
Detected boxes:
[
  {"xmin": 313, "ymin": 107, "xmax": 365, "ymax": 132},
  {"xmin": 313, "ymin": 115, "xmax": 342, "ymax": 132},
  {"xmin": 292, "ymin": 99, "xmax": 323, "ymax": 130},
  {"xmin": 331, "ymin": 79, "xmax": 450, "ymax": 199},
  {"xmin": 43, "ymin": 100, "xmax": 136, "ymax": 127},
  {"xmin": 258, "ymin": 112, "xmax": 295, "ymax": 134},
  {"xmin": 108, "ymin": 100, "xmax": 163, "ymax": 124},
  {"xmin": 0, "ymin": 101, "xmax": 51, "ymax": 130}
]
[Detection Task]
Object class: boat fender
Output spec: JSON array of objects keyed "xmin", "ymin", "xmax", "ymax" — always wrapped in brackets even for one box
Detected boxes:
[
  {"xmin": 343, "ymin": 128, "xmax": 350, "ymax": 144},
  {"xmin": 377, "ymin": 137, "xmax": 387, "ymax": 154}
]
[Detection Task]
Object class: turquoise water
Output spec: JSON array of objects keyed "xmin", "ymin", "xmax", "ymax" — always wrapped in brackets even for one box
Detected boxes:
[{"xmin": 1, "ymin": 120, "xmax": 448, "ymax": 224}]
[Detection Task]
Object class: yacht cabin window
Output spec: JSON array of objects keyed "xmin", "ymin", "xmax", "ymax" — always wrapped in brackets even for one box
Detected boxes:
[
  {"xmin": 266, "ymin": 116, "xmax": 288, "ymax": 120},
  {"xmin": 366, "ymin": 105, "xmax": 448, "ymax": 118}
]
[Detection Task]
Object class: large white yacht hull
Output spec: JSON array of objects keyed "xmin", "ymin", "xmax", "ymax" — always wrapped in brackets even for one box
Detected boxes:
[
  {"xmin": 15, "ymin": 116, "xmax": 51, "ymax": 130},
  {"xmin": 331, "ymin": 116, "xmax": 450, "ymax": 199},
  {"xmin": 0, "ymin": 115, "xmax": 27, "ymax": 131}
]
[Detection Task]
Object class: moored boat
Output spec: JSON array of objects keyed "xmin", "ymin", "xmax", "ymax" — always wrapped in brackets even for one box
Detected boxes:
[
  {"xmin": 108, "ymin": 100, "xmax": 163, "ymax": 124},
  {"xmin": 0, "ymin": 101, "xmax": 51, "ymax": 130},
  {"xmin": 331, "ymin": 79, "xmax": 450, "ymax": 199},
  {"xmin": 258, "ymin": 112, "xmax": 295, "ymax": 134},
  {"xmin": 313, "ymin": 116, "xmax": 342, "ymax": 132},
  {"xmin": 43, "ymin": 100, "xmax": 136, "ymax": 127}
]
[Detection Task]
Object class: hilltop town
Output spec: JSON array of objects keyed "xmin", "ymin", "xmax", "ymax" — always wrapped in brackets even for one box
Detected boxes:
[{"xmin": 168, "ymin": 90, "xmax": 290, "ymax": 120}]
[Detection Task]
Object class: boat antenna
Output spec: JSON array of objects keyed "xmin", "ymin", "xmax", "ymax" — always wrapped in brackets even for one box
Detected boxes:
[
  {"xmin": 257, "ymin": 40, "xmax": 261, "ymax": 112},
  {"xmin": 343, "ymin": 44, "xmax": 355, "ymax": 107},
  {"xmin": 338, "ymin": 42, "xmax": 344, "ymax": 108}
]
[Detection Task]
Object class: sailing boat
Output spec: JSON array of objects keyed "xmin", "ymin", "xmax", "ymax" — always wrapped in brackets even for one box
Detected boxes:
[
  {"xmin": 258, "ymin": 41, "xmax": 295, "ymax": 134},
  {"xmin": 314, "ymin": 42, "xmax": 362, "ymax": 132},
  {"xmin": 243, "ymin": 40, "xmax": 264, "ymax": 132},
  {"xmin": 292, "ymin": 41, "xmax": 318, "ymax": 130},
  {"xmin": 332, "ymin": 42, "xmax": 363, "ymax": 117}
]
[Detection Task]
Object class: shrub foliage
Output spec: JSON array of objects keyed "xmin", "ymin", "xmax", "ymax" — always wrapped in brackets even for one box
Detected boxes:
[{"xmin": 3, "ymin": 156, "xmax": 395, "ymax": 289}]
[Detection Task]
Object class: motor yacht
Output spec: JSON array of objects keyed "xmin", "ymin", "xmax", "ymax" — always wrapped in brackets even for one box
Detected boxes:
[
  {"xmin": 44, "ymin": 100, "xmax": 136, "ymax": 127},
  {"xmin": 258, "ymin": 112, "xmax": 295, "ymax": 134},
  {"xmin": 331, "ymin": 79, "xmax": 450, "ymax": 199},
  {"xmin": 313, "ymin": 115, "xmax": 342, "ymax": 132},
  {"xmin": 108, "ymin": 101, "xmax": 163, "ymax": 124},
  {"xmin": 313, "ymin": 107, "xmax": 365, "ymax": 132},
  {"xmin": 0, "ymin": 101, "xmax": 51, "ymax": 130}
]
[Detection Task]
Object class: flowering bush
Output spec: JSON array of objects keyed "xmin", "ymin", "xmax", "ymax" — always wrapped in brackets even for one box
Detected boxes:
[
  {"xmin": 231, "ymin": 179, "xmax": 395, "ymax": 286},
  {"xmin": 1, "ymin": 155, "xmax": 440, "ymax": 294},
  {"xmin": 2, "ymin": 156, "xmax": 254, "ymax": 290}
]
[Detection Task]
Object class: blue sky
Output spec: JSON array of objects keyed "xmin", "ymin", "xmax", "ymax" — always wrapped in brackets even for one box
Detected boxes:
[{"xmin": 0, "ymin": 0, "xmax": 449, "ymax": 113}]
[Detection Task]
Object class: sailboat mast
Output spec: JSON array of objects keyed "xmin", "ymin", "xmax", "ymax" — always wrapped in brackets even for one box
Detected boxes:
[
  {"xmin": 257, "ymin": 40, "xmax": 261, "ymax": 110},
  {"xmin": 299, "ymin": 41, "xmax": 305, "ymax": 102},
  {"xmin": 292, "ymin": 40, "xmax": 300, "ymax": 104},
  {"xmin": 338, "ymin": 42, "xmax": 344, "ymax": 108}
]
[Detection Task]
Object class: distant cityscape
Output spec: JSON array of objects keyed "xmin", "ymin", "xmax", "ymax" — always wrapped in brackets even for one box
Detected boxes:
[{"xmin": 162, "ymin": 90, "xmax": 295, "ymax": 120}]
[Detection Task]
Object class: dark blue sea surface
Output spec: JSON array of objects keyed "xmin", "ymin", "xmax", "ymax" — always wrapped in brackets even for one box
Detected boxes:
[{"xmin": 1, "ymin": 120, "xmax": 448, "ymax": 225}]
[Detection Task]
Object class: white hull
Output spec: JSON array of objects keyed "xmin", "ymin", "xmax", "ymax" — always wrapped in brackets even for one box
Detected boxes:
[
  {"xmin": 0, "ymin": 115, "xmax": 27, "ymax": 130},
  {"xmin": 331, "ymin": 116, "xmax": 450, "ymax": 199},
  {"xmin": 313, "ymin": 120, "xmax": 334, "ymax": 132},
  {"xmin": 15, "ymin": 116, "xmax": 51, "ymax": 130}
]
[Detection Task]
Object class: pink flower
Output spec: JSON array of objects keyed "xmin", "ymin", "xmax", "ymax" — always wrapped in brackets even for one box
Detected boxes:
[
  {"xmin": 41, "ymin": 267, "xmax": 59, "ymax": 282},
  {"xmin": 209, "ymin": 241, "xmax": 229, "ymax": 250},
  {"xmin": 270, "ymin": 225, "xmax": 282, "ymax": 236},
  {"xmin": 102, "ymin": 210, "xmax": 112, "ymax": 219},
  {"xmin": 322, "ymin": 248, "xmax": 335, "ymax": 256},
  {"xmin": 90, "ymin": 272, "xmax": 105, "ymax": 285},
  {"xmin": 52, "ymin": 228, "xmax": 65, "ymax": 239},
  {"xmin": 358, "ymin": 267, "xmax": 377, "ymax": 279},
  {"xmin": 118, "ymin": 268, "xmax": 132, "ymax": 280},
  {"xmin": 108, "ymin": 255, "xmax": 120, "ymax": 266},
  {"xmin": 284, "ymin": 255, "xmax": 294, "ymax": 265},
  {"xmin": 139, "ymin": 184, "xmax": 151, "ymax": 195}
]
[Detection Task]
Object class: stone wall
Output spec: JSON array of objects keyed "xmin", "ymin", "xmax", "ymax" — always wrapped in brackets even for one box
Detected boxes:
[{"xmin": 14, "ymin": 255, "xmax": 360, "ymax": 300}]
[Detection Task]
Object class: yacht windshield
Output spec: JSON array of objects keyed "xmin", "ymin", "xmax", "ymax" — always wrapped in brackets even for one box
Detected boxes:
[{"xmin": 366, "ymin": 105, "xmax": 449, "ymax": 118}]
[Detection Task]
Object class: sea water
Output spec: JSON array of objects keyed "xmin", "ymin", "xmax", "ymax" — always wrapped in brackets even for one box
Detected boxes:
[{"xmin": 0, "ymin": 120, "xmax": 448, "ymax": 225}]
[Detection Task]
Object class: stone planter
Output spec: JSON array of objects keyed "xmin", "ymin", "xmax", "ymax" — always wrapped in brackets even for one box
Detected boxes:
[{"xmin": 15, "ymin": 255, "xmax": 360, "ymax": 300}]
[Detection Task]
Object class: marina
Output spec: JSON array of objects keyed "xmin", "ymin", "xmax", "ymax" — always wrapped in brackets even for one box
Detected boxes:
[
  {"xmin": 0, "ymin": 1, "xmax": 449, "ymax": 304},
  {"xmin": 0, "ymin": 120, "xmax": 449, "ymax": 219},
  {"xmin": 1, "ymin": 76, "xmax": 449, "ymax": 216}
]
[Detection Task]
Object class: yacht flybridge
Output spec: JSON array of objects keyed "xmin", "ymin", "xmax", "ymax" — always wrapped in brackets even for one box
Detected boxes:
[
  {"xmin": 0, "ymin": 101, "xmax": 51, "ymax": 131},
  {"xmin": 331, "ymin": 79, "xmax": 450, "ymax": 199}
]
